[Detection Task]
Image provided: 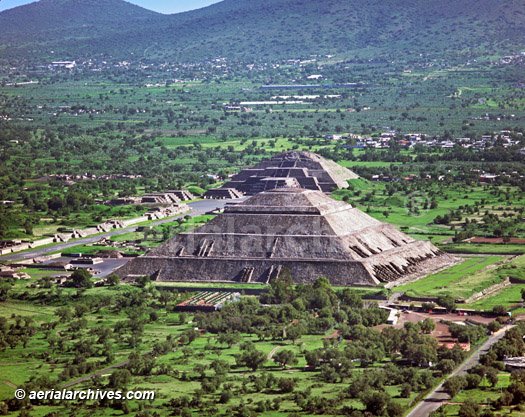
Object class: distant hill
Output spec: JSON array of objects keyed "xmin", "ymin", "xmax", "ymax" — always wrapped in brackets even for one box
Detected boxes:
[
  {"xmin": 0, "ymin": 0, "xmax": 523, "ymax": 61},
  {"xmin": 0, "ymin": 0, "xmax": 161, "ymax": 59}
]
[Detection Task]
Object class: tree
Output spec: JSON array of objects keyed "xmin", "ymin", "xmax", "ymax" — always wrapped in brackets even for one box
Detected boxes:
[
  {"xmin": 219, "ymin": 389, "xmax": 233, "ymax": 404},
  {"xmin": 443, "ymin": 375, "xmax": 466, "ymax": 398},
  {"xmin": 507, "ymin": 372, "xmax": 525, "ymax": 404},
  {"xmin": 438, "ymin": 359, "xmax": 456, "ymax": 375},
  {"xmin": 217, "ymin": 332, "xmax": 241, "ymax": 348},
  {"xmin": 158, "ymin": 290, "xmax": 173, "ymax": 310},
  {"xmin": 340, "ymin": 288, "xmax": 363, "ymax": 308},
  {"xmin": 277, "ymin": 378, "xmax": 296, "ymax": 393},
  {"xmin": 406, "ymin": 343, "xmax": 437, "ymax": 367},
  {"xmin": 74, "ymin": 303, "xmax": 89, "ymax": 318},
  {"xmin": 70, "ymin": 268, "xmax": 93, "ymax": 288},
  {"xmin": 179, "ymin": 312, "xmax": 188, "ymax": 325},
  {"xmin": 265, "ymin": 269, "xmax": 293, "ymax": 304},
  {"xmin": 286, "ymin": 323, "xmax": 305, "ymax": 344},
  {"xmin": 386, "ymin": 401, "xmax": 404, "ymax": 417},
  {"xmin": 420, "ymin": 317, "xmax": 436, "ymax": 334},
  {"xmin": 492, "ymin": 305, "xmax": 507, "ymax": 316},
  {"xmin": 127, "ymin": 352, "xmax": 143, "ymax": 375},
  {"xmin": 56, "ymin": 306, "xmax": 72, "ymax": 322},
  {"xmin": 24, "ymin": 219, "xmax": 33, "ymax": 235},
  {"xmin": 400, "ymin": 383, "xmax": 412, "ymax": 398},
  {"xmin": 108, "ymin": 369, "xmax": 132, "ymax": 389},
  {"xmin": 486, "ymin": 367, "xmax": 499, "ymax": 387},
  {"xmin": 437, "ymin": 295, "xmax": 456, "ymax": 312},
  {"xmin": 466, "ymin": 373, "xmax": 481, "ymax": 389},
  {"xmin": 121, "ymin": 400, "xmax": 131, "ymax": 414},
  {"xmin": 421, "ymin": 302, "xmax": 436, "ymax": 312},
  {"xmin": 361, "ymin": 391, "xmax": 391, "ymax": 415},
  {"xmin": 235, "ymin": 343, "xmax": 266, "ymax": 371},
  {"xmin": 135, "ymin": 275, "xmax": 151, "ymax": 288},
  {"xmin": 210, "ymin": 359, "xmax": 230, "ymax": 376},
  {"xmin": 487, "ymin": 320, "xmax": 502, "ymax": 334},
  {"xmin": 273, "ymin": 349, "xmax": 298, "ymax": 368},
  {"xmin": 106, "ymin": 274, "xmax": 120, "ymax": 286},
  {"xmin": 243, "ymin": 351, "xmax": 267, "ymax": 372},
  {"xmin": 458, "ymin": 399, "xmax": 480, "ymax": 417}
]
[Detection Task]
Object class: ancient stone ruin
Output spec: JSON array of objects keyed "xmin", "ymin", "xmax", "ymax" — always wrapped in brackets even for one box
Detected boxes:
[
  {"xmin": 117, "ymin": 188, "xmax": 454, "ymax": 286},
  {"xmin": 203, "ymin": 188, "xmax": 244, "ymax": 199},
  {"xmin": 204, "ymin": 150, "xmax": 358, "ymax": 198}
]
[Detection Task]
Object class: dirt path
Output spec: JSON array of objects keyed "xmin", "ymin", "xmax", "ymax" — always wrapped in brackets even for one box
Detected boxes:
[
  {"xmin": 267, "ymin": 346, "xmax": 281, "ymax": 360},
  {"xmin": 61, "ymin": 348, "xmax": 158, "ymax": 388},
  {"xmin": 3, "ymin": 380, "xmax": 17, "ymax": 388},
  {"xmin": 61, "ymin": 359, "xmax": 131, "ymax": 388}
]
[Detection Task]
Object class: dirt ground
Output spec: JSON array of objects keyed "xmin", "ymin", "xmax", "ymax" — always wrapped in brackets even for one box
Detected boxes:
[
  {"xmin": 376, "ymin": 311, "xmax": 496, "ymax": 344},
  {"xmin": 468, "ymin": 237, "xmax": 525, "ymax": 244}
]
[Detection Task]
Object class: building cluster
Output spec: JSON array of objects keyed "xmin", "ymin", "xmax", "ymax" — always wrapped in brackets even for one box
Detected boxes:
[
  {"xmin": 496, "ymin": 51, "xmax": 525, "ymax": 66},
  {"xmin": 371, "ymin": 169, "xmax": 523, "ymax": 183},
  {"xmin": 44, "ymin": 173, "xmax": 142, "ymax": 184},
  {"xmin": 338, "ymin": 130, "xmax": 522, "ymax": 150}
]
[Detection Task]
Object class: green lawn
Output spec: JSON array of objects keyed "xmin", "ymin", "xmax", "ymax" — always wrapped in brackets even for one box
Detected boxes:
[
  {"xmin": 467, "ymin": 284, "xmax": 525, "ymax": 311},
  {"xmin": 437, "ymin": 243, "xmax": 525, "ymax": 255},
  {"xmin": 395, "ymin": 255, "xmax": 505, "ymax": 299}
]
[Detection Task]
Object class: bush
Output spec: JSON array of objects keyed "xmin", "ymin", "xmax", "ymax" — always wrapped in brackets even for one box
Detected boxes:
[
  {"xmin": 278, "ymin": 377, "xmax": 296, "ymax": 393},
  {"xmin": 69, "ymin": 268, "xmax": 93, "ymax": 288}
]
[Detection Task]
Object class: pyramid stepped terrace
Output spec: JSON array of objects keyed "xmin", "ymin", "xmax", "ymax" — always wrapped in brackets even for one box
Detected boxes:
[
  {"xmin": 204, "ymin": 151, "xmax": 358, "ymax": 197},
  {"xmin": 117, "ymin": 188, "xmax": 455, "ymax": 286}
]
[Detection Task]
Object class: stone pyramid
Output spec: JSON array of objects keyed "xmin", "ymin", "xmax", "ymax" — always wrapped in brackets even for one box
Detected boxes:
[
  {"xmin": 207, "ymin": 150, "xmax": 358, "ymax": 197},
  {"xmin": 116, "ymin": 188, "xmax": 454, "ymax": 286}
]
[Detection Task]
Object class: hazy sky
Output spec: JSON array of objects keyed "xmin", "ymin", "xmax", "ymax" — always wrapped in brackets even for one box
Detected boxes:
[{"xmin": 0, "ymin": 0, "xmax": 223, "ymax": 14}]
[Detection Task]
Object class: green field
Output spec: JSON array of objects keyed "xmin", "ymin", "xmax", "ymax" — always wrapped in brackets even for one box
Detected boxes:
[
  {"xmin": 395, "ymin": 255, "xmax": 506, "ymax": 299},
  {"xmin": 437, "ymin": 243, "xmax": 525, "ymax": 255},
  {"xmin": 0, "ymin": 269, "xmax": 441, "ymax": 416}
]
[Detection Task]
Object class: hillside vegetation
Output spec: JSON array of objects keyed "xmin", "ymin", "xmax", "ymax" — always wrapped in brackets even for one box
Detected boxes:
[{"xmin": 0, "ymin": 0, "xmax": 523, "ymax": 61}]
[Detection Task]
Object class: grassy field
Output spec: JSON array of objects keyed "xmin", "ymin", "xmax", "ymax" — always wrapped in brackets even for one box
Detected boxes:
[
  {"xmin": 467, "ymin": 285, "xmax": 525, "ymax": 311},
  {"xmin": 391, "ymin": 254, "xmax": 525, "ymax": 311},
  {"xmin": 461, "ymin": 255, "xmax": 525, "ymax": 308},
  {"xmin": 0, "ymin": 270, "xmax": 431, "ymax": 416},
  {"xmin": 437, "ymin": 243, "xmax": 525, "ymax": 255},
  {"xmin": 394, "ymin": 255, "xmax": 506, "ymax": 299}
]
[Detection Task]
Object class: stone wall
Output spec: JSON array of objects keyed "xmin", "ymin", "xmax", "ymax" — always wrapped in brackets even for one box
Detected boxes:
[
  {"xmin": 116, "ymin": 256, "xmax": 380, "ymax": 286},
  {"xmin": 463, "ymin": 278, "xmax": 511, "ymax": 304}
]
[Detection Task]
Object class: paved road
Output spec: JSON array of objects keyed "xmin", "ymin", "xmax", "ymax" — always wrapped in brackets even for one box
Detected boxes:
[
  {"xmin": 0, "ymin": 199, "xmax": 239, "ymax": 262},
  {"xmin": 406, "ymin": 326, "xmax": 513, "ymax": 417}
]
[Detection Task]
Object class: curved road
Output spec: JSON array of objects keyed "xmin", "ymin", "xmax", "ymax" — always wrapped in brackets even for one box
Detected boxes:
[
  {"xmin": 406, "ymin": 326, "xmax": 513, "ymax": 417},
  {"xmin": 0, "ymin": 199, "xmax": 239, "ymax": 262}
]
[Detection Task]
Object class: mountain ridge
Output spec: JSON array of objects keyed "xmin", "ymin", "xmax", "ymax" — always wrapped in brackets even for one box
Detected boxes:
[
  {"xmin": 0, "ymin": 0, "xmax": 160, "ymax": 34},
  {"xmin": 0, "ymin": 0, "xmax": 523, "ymax": 61}
]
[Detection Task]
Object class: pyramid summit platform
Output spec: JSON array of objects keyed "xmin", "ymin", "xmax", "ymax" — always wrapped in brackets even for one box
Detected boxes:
[{"xmin": 117, "ymin": 188, "xmax": 455, "ymax": 286}]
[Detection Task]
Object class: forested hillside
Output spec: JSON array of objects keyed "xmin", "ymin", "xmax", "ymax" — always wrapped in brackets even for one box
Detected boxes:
[{"xmin": 0, "ymin": 0, "xmax": 523, "ymax": 62}]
